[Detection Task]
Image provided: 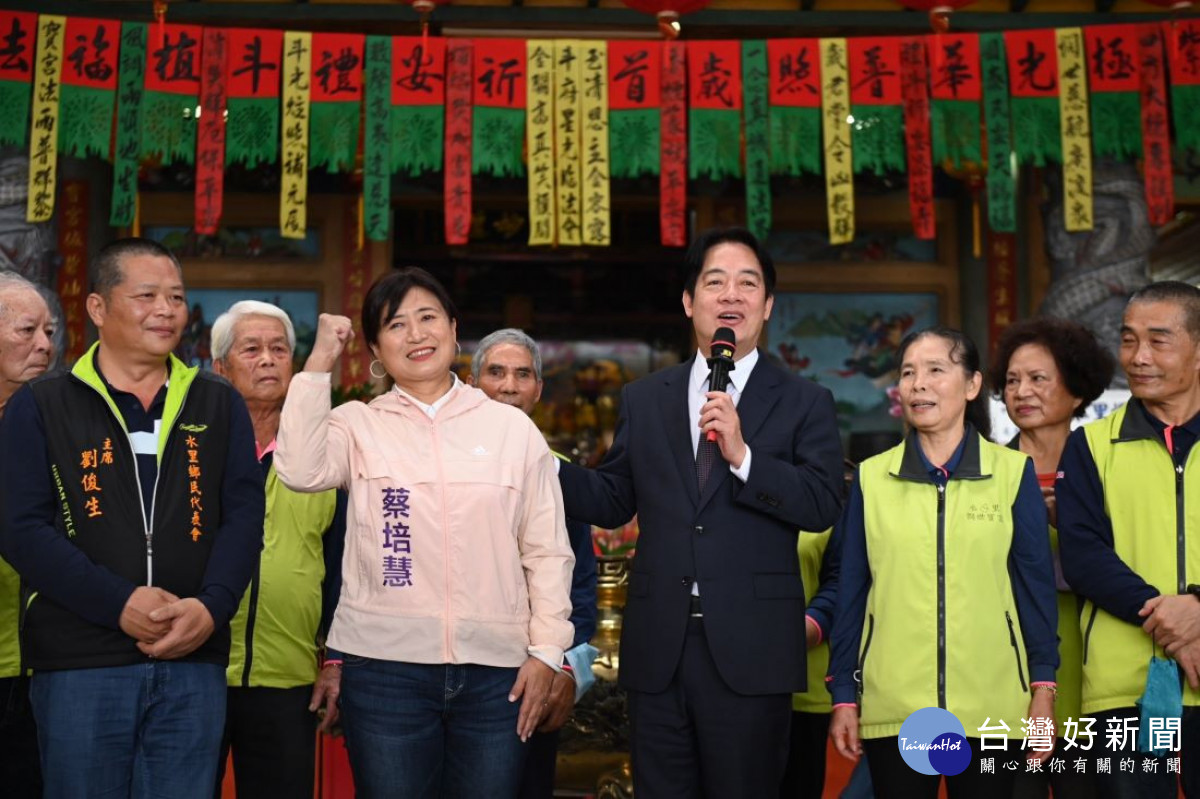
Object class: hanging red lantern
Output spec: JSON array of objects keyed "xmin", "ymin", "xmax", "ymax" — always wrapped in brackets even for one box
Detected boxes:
[
  {"xmin": 894, "ymin": 1, "xmax": 977, "ymax": 32},
  {"xmin": 621, "ymin": 1, "xmax": 712, "ymax": 39}
]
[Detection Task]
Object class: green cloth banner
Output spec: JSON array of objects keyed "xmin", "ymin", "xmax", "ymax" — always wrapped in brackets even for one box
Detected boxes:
[
  {"xmin": 59, "ymin": 85, "xmax": 113, "ymax": 159},
  {"xmin": 472, "ymin": 106, "xmax": 525, "ymax": 178},
  {"xmin": 609, "ymin": 108, "xmax": 660, "ymax": 178},
  {"xmin": 931, "ymin": 99, "xmax": 981, "ymax": 170},
  {"xmin": 768, "ymin": 107, "xmax": 820, "ymax": 176},
  {"xmin": 689, "ymin": 108, "xmax": 743, "ymax": 181},
  {"xmin": 742, "ymin": 41, "xmax": 770, "ymax": 240},
  {"xmin": 1091, "ymin": 91, "xmax": 1142, "ymax": 161},
  {"xmin": 363, "ymin": 36, "xmax": 391, "ymax": 242},
  {"xmin": 981, "ymin": 33, "xmax": 1016, "ymax": 234},
  {"xmin": 392, "ymin": 105, "xmax": 443, "ymax": 177},
  {"xmin": 1011, "ymin": 96, "xmax": 1061, "ymax": 166},
  {"xmin": 850, "ymin": 104, "xmax": 905, "ymax": 176},
  {"xmin": 111, "ymin": 22, "xmax": 146, "ymax": 226},
  {"xmin": 0, "ymin": 80, "xmax": 31, "ymax": 149}
]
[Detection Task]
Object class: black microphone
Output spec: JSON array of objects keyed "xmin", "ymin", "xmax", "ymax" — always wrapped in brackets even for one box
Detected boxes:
[{"xmin": 705, "ymin": 327, "xmax": 736, "ymax": 442}]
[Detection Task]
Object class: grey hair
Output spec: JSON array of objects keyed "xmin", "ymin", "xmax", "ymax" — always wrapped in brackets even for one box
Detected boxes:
[
  {"xmin": 0, "ymin": 271, "xmax": 42, "ymax": 319},
  {"xmin": 471, "ymin": 328, "xmax": 542, "ymax": 382},
  {"xmin": 210, "ymin": 300, "xmax": 296, "ymax": 362}
]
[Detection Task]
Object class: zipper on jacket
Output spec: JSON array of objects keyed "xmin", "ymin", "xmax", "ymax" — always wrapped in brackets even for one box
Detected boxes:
[
  {"xmin": 854, "ymin": 612, "xmax": 875, "ymax": 704},
  {"xmin": 936, "ymin": 483, "xmax": 947, "ymax": 710},
  {"xmin": 1177, "ymin": 462, "xmax": 1187, "ymax": 595},
  {"xmin": 79, "ymin": 380, "xmax": 158, "ymax": 586},
  {"xmin": 1005, "ymin": 610, "xmax": 1028, "ymax": 692},
  {"xmin": 1081, "ymin": 603, "xmax": 1099, "ymax": 665},
  {"xmin": 431, "ymin": 420, "xmax": 452, "ymax": 662}
]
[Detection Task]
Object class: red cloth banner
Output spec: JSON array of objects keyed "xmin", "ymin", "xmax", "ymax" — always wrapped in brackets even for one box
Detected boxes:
[
  {"xmin": 1141, "ymin": 24, "xmax": 1173, "ymax": 227},
  {"xmin": 57, "ymin": 180, "xmax": 89, "ymax": 362},
  {"xmin": 341, "ymin": 195, "xmax": 372, "ymax": 386},
  {"xmin": 0, "ymin": 11, "xmax": 36, "ymax": 82},
  {"xmin": 195, "ymin": 28, "xmax": 228, "ymax": 235},
  {"xmin": 901, "ymin": 37, "xmax": 935, "ymax": 240},
  {"xmin": 848, "ymin": 38, "xmax": 901, "ymax": 106},
  {"xmin": 1004, "ymin": 29, "xmax": 1059, "ymax": 99},
  {"xmin": 473, "ymin": 38, "xmax": 525, "ymax": 109},
  {"xmin": 767, "ymin": 39, "xmax": 821, "ymax": 107},
  {"xmin": 609, "ymin": 40, "xmax": 660, "ymax": 110},
  {"xmin": 391, "ymin": 35, "xmax": 445, "ymax": 106},
  {"xmin": 444, "ymin": 39, "xmax": 472, "ymax": 245},
  {"xmin": 1166, "ymin": 18, "xmax": 1200, "ymax": 86},
  {"xmin": 661, "ymin": 40, "xmax": 687, "ymax": 247},
  {"xmin": 687, "ymin": 40, "xmax": 741, "ymax": 110},
  {"xmin": 226, "ymin": 28, "xmax": 281, "ymax": 99},
  {"xmin": 987, "ymin": 231, "xmax": 1018, "ymax": 356},
  {"xmin": 145, "ymin": 23, "xmax": 203, "ymax": 95},
  {"xmin": 929, "ymin": 33, "xmax": 981, "ymax": 102},
  {"xmin": 62, "ymin": 18, "xmax": 119, "ymax": 90},
  {"xmin": 310, "ymin": 33, "xmax": 363, "ymax": 103},
  {"xmin": 1085, "ymin": 24, "xmax": 1140, "ymax": 93}
]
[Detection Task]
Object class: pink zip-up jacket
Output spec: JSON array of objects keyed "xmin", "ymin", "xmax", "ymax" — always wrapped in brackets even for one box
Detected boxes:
[{"xmin": 275, "ymin": 372, "xmax": 574, "ymax": 669}]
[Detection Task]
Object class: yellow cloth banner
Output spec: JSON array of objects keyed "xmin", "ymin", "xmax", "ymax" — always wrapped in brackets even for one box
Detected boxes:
[
  {"xmin": 820, "ymin": 38, "xmax": 854, "ymax": 245},
  {"xmin": 280, "ymin": 32, "xmax": 312, "ymax": 240},
  {"xmin": 580, "ymin": 41, "xmax": 610, "ymax": 247},
  {"xmin": 27, "ymin": 15, "xmax": 65, "ymax": 223},
  {"xmin": 1057, "ymin": 28, "xmax": 1093, "ymax": 233},
  {"xmin": 555, "ymin": 40, "xmax": 584, "ymax": 246},
  {"xmin": 527, "ymin": 40, "xmax": 556, "ymax": 246}
]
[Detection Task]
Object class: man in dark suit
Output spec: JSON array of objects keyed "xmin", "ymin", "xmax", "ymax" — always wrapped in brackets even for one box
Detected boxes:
[{"xmin": 558, "ymin": 227, "xmax": 845, "ymax": 797}]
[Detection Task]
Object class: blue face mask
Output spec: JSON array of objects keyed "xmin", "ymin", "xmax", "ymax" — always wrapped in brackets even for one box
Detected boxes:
[{"xmin": 1137, "ymin": 655, "xmax": 1182, "ymax": 757}]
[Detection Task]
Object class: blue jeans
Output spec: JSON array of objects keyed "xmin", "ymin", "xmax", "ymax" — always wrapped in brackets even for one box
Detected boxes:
[
  {"xmin": 31, "ymin": 661, "xmax": 226, "ymax": 799},
  {"xmin": 339, "ymin": 656, "xmax": 527, "ymax": 799}
]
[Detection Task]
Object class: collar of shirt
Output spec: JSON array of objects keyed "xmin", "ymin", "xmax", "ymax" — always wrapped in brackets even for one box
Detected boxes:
[
  {"xmin": 257, "ymin": 437, "xmax": 277, "ymax": 462},
  {"xmin": 1137, "ymin": 400, "xmax": 1200, "ymax": 459},
  {"xmin": 392, "ymin": 372, "xmax": 461, "ymax": 420},
  {"xmin": 913, "ymin": 431, "xmax": 967, "ymax": 485},
  {"xmin": 688, "ymin": 348, "xmax": 758, "ymax": 452},
  {"xmin": 689, "ymin": 347, "xmax": 758, "ymax": 398},
  {"xmin": 94, "ymin": 353, "xmax": 171, "ymax": 426}
]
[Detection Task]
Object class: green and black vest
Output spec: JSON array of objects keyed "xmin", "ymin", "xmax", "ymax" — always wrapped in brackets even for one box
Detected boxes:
[{"xmin": 24, "ymin": 345, "xmax": 234, "ymax": 670}]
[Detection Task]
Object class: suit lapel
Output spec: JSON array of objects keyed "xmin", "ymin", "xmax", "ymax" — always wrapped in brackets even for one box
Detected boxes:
[
  {"xmin": 664, "ymin": 359, "xmax": 701, "ymax": 506},
  {"xmin": 696, "ymin": 351, "xmax": 783, "ymax": 512}
]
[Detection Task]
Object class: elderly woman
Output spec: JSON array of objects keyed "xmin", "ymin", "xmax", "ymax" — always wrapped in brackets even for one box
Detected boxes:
[
  {"xmin": 828, "ymin": 327, "xmax": 1059, "ymax": 799},
  {"xmin": 988, "ymin": 318, "xmax": 1114, "ymax": 799},
  {"xmin": 275, "ymin": 267, "xmax": 574, "ymax": 798}
]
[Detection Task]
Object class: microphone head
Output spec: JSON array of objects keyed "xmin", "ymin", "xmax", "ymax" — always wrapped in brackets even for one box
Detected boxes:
[{"xmin": 710, "ymin": 327, "xmax": 737, "ymax": 361}]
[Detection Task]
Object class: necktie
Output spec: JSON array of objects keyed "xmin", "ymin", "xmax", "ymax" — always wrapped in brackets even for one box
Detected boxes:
[{"xmin": 696, "ymin": 435, "xmax": 719, "ymax": 491}]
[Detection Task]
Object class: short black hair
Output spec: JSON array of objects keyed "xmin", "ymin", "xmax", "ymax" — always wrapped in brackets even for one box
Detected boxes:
[
  {"xmin": 896, "ymin": 326, "xmax": 991, "ymax": 439},
  {"xmin": 1127, "ymin": 281, "xmax": 1200, "ymax": 341},
  {"xmin": 987, "ymin": 318, "xmax": 1114, "ymax": 418},
  {"xmin": 361, "ymin": 267, "xmax": 458, "ymax": 348},
  {"xmin": 682, "ymin": 227, "xmax": 776, "ymax": 298},
  {"xmin": 91, "ymin": 238, "xmax": 182, "ymax": 298}
]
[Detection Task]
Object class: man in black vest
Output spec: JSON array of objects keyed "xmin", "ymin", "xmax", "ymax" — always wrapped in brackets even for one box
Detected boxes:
[
  {"xmin": 0, "ymin": 238, "xmax": 264, "ymax": 799},
  {"xmin": 558, "ymin": 227, "xmax": 845, "ymax": 797}
]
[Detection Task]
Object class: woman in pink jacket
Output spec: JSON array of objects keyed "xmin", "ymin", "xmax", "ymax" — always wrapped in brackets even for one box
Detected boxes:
[{"xmin": 275, "ymin": 267, "xmax": 575, "ymax": 798}]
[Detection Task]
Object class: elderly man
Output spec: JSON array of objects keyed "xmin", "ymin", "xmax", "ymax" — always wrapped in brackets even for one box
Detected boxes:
[
  {"xmin": 210, "ymin": 300, "xmax": 343, "ymax": 798},
  {"xmin": 0, "ymin": 238, "xmax": 264, "ymax": 799},
  {"xmin": 1059, "ymin": 281, "xmax": 1200, "ymax": 799},
  {"xmin": 469, "ymin": 328, "xmax": 598, "ymax": 799},
  {"xmin": 0, "ymin": 271, "xmax": 55, "ymax": 798}
]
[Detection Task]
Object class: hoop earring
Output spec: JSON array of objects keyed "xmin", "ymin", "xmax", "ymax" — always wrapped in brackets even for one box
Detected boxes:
[
  {"xmin": 456, "ymin": 341, "xmax": 462, "ymax": 357},
  {"xmin": 369, "ymin": 359, "xmax": 387, "ymax": 380}
]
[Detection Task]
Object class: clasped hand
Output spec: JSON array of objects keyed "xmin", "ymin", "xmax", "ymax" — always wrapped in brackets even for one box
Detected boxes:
[{"xmin": 119, "ymin": 586, "xmax": 215, "ymax": 660}]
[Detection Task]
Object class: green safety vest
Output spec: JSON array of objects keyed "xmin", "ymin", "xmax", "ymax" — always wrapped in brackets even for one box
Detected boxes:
[
  {"xmin": 857, "ymin": 433, "xmax": 1033, "ymax": 739},
  {"xmin": 226, "ymin": 463, "xmax": 336, "ymax": 688},
  {"xmin": 792, "ymin": 529, "xmax": 832, "ymax": 714},
  {"xmin": 1079, "ymin": 402, "xmax": 1200, "ymax": 713}
]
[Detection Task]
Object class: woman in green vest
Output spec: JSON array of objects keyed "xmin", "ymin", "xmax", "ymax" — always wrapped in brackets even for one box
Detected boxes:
[
  {"xmin": 989, "ymin": 318, "xmax": 1114, "ymax": 799},
  {"xmin": 828, "ymin": 327, "xmax": 1059, "ymax": 799}
]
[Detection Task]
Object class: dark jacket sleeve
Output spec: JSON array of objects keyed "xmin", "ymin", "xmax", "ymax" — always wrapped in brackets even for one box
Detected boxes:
[
  {"xmin": 734, "ymin": 385, "xmax": 844, "ymax": 532},
  {"xmin": 558, "ymin": 385, "xmax": 638, "ymax": 530},
  {"xmin": 318, "ymin": 490, "xmax": 348, "ymax": 640},
  {"xmin": 195, "ymin": 388, "xmax": 266, "ymax": 630},
  {"xmin": 566, "ymin": 516, "xmax": 598, "ymax": 647},
  {"xmin": 805, "ymin": 520, "xmax": 843, "ymax": 644},
  {"xmin": 828, "ymin": 471, "xmax": 869, "ymax": 705},
  {"xmin": 1056, "ymin": 427, "xmax": 1158, "ymax": 625},
  {"xmin": 1009, "ymin": 459, "xmax": 1059, "ymax": 684},
  {"xmin": 0, "ymin": 385, "xmax": 137, "ymax": 629}
]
